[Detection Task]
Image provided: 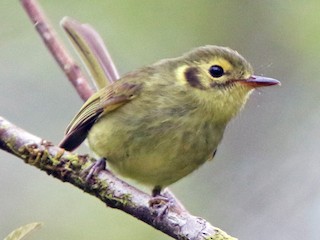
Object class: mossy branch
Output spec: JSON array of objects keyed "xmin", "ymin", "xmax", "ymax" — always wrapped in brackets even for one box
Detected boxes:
[{"xmin": 0, "ymin": 116, "xmax": 235, "ymax": 240}]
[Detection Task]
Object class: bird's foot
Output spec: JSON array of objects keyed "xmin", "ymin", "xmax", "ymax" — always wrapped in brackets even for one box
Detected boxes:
[
  {"xmin": 149, "ymin": 186, "xmax": 174, "ymax": 221},
  {"xmin": 149, "ymin": 195, "xmax": 174, "ymax": 221},
  {"xmin": 81, "ymin": 158, "xmax": 107, "ymax": 182}
]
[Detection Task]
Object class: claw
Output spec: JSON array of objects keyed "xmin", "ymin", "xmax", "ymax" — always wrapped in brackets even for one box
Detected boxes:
[
  {"xmin": 149, "ymin": 194, "xmax": 174, "ymax": 221},
  {"xmin": 81, "ymin": 158, "xmax": 106, "ymax": 182}
]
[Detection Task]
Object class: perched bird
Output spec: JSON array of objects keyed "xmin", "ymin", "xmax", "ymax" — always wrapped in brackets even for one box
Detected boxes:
[{"xmin": 59, "ymin": 45, "xmax": 280, "ymax": 196}]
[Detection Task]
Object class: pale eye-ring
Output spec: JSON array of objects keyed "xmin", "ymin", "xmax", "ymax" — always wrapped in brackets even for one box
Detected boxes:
[{"xmin": 209, "ymin": 65, "xmax": 224, "ymax": 78}]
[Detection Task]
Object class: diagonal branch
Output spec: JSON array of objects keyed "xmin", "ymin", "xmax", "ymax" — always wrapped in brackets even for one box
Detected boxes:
[
  {"xmin": 21, "ymin": 0, "xmax": 93, "ymax": 101},
  {"xmin": 0, "ymin": 116, "xmax": 234, "ymax": 240}
]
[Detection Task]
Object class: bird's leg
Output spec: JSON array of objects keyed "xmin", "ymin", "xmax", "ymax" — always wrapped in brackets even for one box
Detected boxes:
[
  {"xmin": 81, "ymin": 157, "xmax": 107, "ymax": 182},
  {"xmin": 152, "ymin": 185, "xmax": 162, "ymax": 197}
]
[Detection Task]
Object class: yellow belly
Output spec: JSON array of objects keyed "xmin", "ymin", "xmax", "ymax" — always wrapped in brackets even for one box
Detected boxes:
[{"xmin": 87, "ymin": 106, "xmax": 225, "ymax": 187}]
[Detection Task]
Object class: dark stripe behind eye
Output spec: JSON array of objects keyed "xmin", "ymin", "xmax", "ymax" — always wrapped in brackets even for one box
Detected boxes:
[{"xmin": 184, "ymin": 67, "xmax": 205, "ymax": 90}]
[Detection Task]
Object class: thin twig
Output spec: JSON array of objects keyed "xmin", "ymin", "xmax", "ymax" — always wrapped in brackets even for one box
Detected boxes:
[{"xmin": 20, "ymin": 0, "xmax": 93, "ymax": 101}]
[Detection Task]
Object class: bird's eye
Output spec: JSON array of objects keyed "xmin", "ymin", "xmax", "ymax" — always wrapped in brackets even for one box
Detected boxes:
[{"xmin": 209, "ymin": 65, "xmax": 224, "ymax": 78}]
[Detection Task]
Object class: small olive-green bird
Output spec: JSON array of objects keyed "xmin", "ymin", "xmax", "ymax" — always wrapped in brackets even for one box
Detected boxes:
[{"xmin": 59, "ymin": 21, "xmax": 279, "ymax": 196}]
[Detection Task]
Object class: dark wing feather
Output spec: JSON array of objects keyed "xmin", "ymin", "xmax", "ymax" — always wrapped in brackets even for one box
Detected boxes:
[{"xmin": 59, "ymin": 82, "xmax": 142, "ymax": 151}]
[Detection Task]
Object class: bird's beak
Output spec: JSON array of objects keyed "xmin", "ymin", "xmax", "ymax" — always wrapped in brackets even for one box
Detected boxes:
[{"xmin": 242, "ymin": 75, "xmax": 281, "ymax": 88}]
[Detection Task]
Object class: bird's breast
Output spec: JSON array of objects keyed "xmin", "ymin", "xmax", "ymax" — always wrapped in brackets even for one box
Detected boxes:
[
  {"xmin": 89, "ymin": 80, "xmax": 230, "ymax": 184},
  {"xmin": 87, "ymin": 96, "xmax": 226, "ymax": 187}
]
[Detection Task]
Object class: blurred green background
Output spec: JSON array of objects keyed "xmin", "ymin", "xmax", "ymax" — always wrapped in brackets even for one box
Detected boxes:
[{"xmin": 1, "ymin": 1, "xmax": 320, "ymax": 239}]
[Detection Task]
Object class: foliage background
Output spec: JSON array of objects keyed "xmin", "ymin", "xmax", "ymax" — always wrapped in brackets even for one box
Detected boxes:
[{"xmin": 1, "ymin": 1, "xmax": 320, "ymax": 239}]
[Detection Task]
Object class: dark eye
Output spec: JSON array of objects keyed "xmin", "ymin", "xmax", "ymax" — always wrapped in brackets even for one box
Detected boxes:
[{"xmin": 209, "ymin": 65, "xmax": 224, "ymax": 78}]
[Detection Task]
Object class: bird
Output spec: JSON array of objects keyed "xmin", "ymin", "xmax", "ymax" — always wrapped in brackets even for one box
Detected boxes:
[{"xmin": 59, "ymin": 45, "xmax": 280, "ymax": 196}]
